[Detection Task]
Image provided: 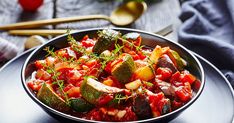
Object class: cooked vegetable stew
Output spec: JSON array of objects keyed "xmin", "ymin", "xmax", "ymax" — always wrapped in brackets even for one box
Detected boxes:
[{"xmin": 27, "ymin": 29, "xmax": 199, "ymax": 122}]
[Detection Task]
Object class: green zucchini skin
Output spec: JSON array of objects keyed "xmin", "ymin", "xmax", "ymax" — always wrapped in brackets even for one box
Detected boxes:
[
  {"xmin": 93, "ymin": 29, "xmax": 120, "ymax": 54},
  {"xmin": 112, "ymin": 55, "xmax": 136, "ymax": 84},
  {"xmin": 37, "ymin": 83, "xmax": 70, "ymax": 112},
  {"xmin": 80, "ymin": 77, "xmax": 125, "ymax": 106},
  {"xmin": 167, "ymin": 50, "xmax": 184, "ymax": 71},
  {"xmin": 70, "ymin": 98, "xmax": 94, "ymax": 112}
]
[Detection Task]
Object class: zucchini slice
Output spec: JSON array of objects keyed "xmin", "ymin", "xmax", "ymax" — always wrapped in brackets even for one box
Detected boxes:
[
  {"xmin": 111, "ymin": 55, "xmax": 135, "ymax": 84},
  {"xmin": 70, "ymin": 98, "xmax": 93, "ymax": 112},
  {"xmin": 133, "ymin": 65, "xmax": 154, "ymax": 81},
  {"xmin": 167, "ymin": 50, "xmax": 184, "ymax": 71},
  {"xmin": 80, "ymin": 77, "xmax": 125, "ymax": 106},
  {"xmin": 150, "ymin": 45, "xmax": 163, "ymax": 64},
  {"xmin": 93, "ymin": 29, "xmax": 120, "ymax": 54},
  {"xmin": 37, "ymin": 83, "xmax": 70, "ymax": 112}
]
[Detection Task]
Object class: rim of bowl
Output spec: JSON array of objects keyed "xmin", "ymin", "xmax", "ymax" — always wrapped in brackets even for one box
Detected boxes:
[{"xmin": 21, "ymin": 27, "xmax": 205, "ymax": 123}]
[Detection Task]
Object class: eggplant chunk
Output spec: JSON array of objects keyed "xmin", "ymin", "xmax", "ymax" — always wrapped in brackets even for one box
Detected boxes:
[
  {"xmin": 161, "ymin": 99, "xmax": 171, "ymax": 115},
  {"xmin": 157, "ymin": 54, "xmax": 177, "ymax": 73},
  {"xmin": 156, "ymin": 79, "xmax": 175, "ymax": 96},
  {"xmin": 132, "ymin": 95, "xmax": 152, "ymax": 119}
]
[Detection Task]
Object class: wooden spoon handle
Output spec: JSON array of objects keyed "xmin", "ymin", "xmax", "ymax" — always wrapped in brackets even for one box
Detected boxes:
[{"xmin": 0, "ymin": 15, "xmax": 109, "ymax": 30}]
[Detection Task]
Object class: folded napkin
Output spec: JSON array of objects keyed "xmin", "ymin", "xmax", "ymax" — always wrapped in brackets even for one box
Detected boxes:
[
  {"xmin": 0, "ymin": 37, "xmax": 19, "ymax": 62},
  {"xmin": 178, "ymin": 0, "xmax": 234, "ymax": 87}
]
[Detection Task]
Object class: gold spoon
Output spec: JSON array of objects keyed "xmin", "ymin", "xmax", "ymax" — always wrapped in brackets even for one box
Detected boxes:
[
  {"xmin": 0, "ymin": 1, "xmax": 147, "ymax": 30},
  {"xmin": 8, "ymin": 24, "xmax": 173, "ymax": 36}
]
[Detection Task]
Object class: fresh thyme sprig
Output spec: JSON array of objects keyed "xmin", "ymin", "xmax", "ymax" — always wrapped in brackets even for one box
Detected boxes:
[
  {"xmin": 42, "ymin": 63, "xmax": 70, "ymax": 105},
  {"xmin": 44, "ymin": 46, "xmax": 76, "ymax": 64},
  {"xmin": 119, "ymin": 37, "xmax": 145, "ymax": 52},
  {"xmin": 114, "ymin": 86, "xmax": 147, "ymax": 104}
]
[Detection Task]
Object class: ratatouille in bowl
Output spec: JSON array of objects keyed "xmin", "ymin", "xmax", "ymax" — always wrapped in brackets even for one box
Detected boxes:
[{"xmin": 21, "ymin": 28, "xmax": 204, "ymax": 122}]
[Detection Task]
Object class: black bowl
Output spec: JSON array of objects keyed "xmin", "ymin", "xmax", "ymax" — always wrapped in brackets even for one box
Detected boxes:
[{"xmin": 21, "ymin": 28, "xmax": 205, "ymax": 123}]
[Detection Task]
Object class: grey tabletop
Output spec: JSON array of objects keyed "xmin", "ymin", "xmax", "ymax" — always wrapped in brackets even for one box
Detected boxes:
[{"xmin": 0, "ymin": 0, "xmax": 181, "ymax": 54}]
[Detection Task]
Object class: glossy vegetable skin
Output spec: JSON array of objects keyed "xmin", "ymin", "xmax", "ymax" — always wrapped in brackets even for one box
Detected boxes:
[{"xmin": 27, "ymin": 29, "xmax": 199, "ymax": 122}]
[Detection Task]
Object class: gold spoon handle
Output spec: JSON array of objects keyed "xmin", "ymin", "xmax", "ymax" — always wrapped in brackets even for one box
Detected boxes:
[
  {"xmin": 9, "ymin": 25, "xmax": 173, "ymax": 37},
  {"xmin": 9, "ymin": 29, "xmax": 73, "ymax": 36},
  {"xmin": 0, "ymin": 15, "xmax": 110, "ymax": 30}
]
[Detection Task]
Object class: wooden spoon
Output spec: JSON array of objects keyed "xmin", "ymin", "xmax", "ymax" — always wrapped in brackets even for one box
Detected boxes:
[{"xmin": 0, "ymin": 1, "xmax": 147, "ymax": 30}]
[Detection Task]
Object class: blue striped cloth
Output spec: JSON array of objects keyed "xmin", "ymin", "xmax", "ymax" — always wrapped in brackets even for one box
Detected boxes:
[{"xmin": 178, "ymin": 0, "xmax": 234, "ymax": 87}]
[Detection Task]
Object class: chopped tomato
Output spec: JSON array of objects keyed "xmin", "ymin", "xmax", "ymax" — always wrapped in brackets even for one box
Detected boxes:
[
  {"xmin": 105, "ymin": 61, "xmax": 112, "ymax": 73},
  {"xmin": 63, "ymin": 84, "xmax": 74, "ymax": 92},
  {"xmin": 80, "ymin": 35, "xmax": 95, "ymax": 48},
  {"xmin": 193, "ymin": 80, "xmax": 201, "ymax": 91},
  {"xmin": 66, "ymin": 70, "xmax": 83, "ymax": 85},
  {"xmin": 172, "ymin": 100, "xmax": 183, "ymax": 110},
  {"xmin": 180, "ymin": 70, "xmax": 196, "ymax": 84},
  {"xmin": 175, "ymin": 82, "xmax": 192, "ymax": 102},
  {"xmin": 86, "ymin": 109, "xmax": 102, "ymax": 121},
  {"xmin": 36, "ymin": 69, "xmax": 51, "ymax": 80},
  {"xmin": 137, "ymin": 51, "xmax": 146, "ymax": 60},
  {"xmin": 128, "ymin": 51, "xmax": 140, "ymax": 60},
  {"xmin": 133, "ymin": 36, "xmax": 142, "ymax": 47},
  {"xmin": 85, "ymin": 59, "xmax": 98, "ymax": 68},
  {"xmin": 156, "ymin": 67, "xmax": 172, "ymax": 81},
  {"xmin": 54, "ymin": 62, "xmax": 70, "ymax": 71},
  {"xmin": 34, "ymin": 60, "xmax": 46, "ymax": 69},
  {"xmin": 81, "ymin": 39, "xmax": 95, "ymax": 48},
  {"xmin": 57, "ymin": 68, "xmax": 73, "ymax": 80},
  {"xmin": 148, "ymin": 92, "xmax": 165, "ymax": 117},
  {"xmin": 66, "ymin": 87, "xmax": 81, "ymax": 98},
  {"xmin": 45, "ymin": 56, "xmax": 56, "ymax": 66},
  {"xmin": 170, "ymin": 71, "xmax": 183, "ymax": 87},
  {"xmin": 88, "ymin": 68, "xmax": 100, "ymax": 77},
  {"xmin": 148, "ymin": 92, "xmax": 164, "ymax": 105},
  {"xmin": 56, "ymin": 49, "xmax": 70, "ymax": 59},
  {"xmin": 98, "ymin": 95, "xmax": 114, "ymax": 106},
  {"xmin": 81, "ymin": 35, "xmax": 89, "ymax": 41},
  {"xmin": 27, "ymin": 80, "xmax": 44, "ymax": 91}
]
